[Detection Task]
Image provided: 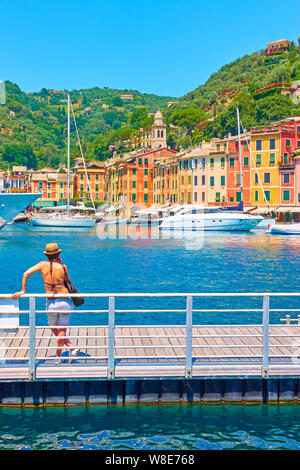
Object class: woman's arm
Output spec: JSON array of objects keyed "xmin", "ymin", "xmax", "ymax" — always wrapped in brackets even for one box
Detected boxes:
[{"xmin": 12, "ymin": 262, "xmax": 43, "ymax": 299}]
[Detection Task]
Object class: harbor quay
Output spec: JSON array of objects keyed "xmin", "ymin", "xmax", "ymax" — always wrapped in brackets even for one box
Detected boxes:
[{"xmin": 1, "ymin": 292, "xmax": 300, "ymax": 406}]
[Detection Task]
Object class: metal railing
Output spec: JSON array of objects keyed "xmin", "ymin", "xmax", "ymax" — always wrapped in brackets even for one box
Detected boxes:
[{"xmin": 1, "ymin": 292, "xmax": 300, "ymax": 380}]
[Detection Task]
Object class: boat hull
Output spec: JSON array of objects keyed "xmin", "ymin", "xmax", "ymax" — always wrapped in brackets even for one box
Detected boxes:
[
  {"xmin": 269, "ymin": 223, "xmax": 300, "ymax": 235},
  {"xmin": 30, "ymin": 217, "xmax": 95, "ymax": 227},
  {"xmin": 0, "ymin": 193, "xmax": 40, "ymax": 229},
  {"xmin": 160, "ymin": 215, "xmax": 262, "ymax": 232}
]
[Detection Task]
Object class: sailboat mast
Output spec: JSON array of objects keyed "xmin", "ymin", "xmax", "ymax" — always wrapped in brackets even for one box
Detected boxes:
[
  {"xmin": 237, "ymin": 107, "xmax": 243, "ymax": 207},
  {"xmin": 67, "ymin": 93, "xmax": 70, "ymax": 217}
]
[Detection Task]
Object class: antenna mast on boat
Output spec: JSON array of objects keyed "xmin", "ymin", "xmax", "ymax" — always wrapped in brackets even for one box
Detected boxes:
[
  {"xmin": 237, "ymin": 108, "xmax": 243, "ymax": 209},
  {"xmin": 67, "ymin": 93, "xmax": 70, "ymax": 218}
]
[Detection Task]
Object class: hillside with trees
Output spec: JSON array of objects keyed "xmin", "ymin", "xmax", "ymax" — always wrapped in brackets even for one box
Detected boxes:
[
  {"xmin": 0, "ymin": 82, "xmax": 175, "ymax": 169},
  {"xmin": 163, "ymin": 38, "xmax": 300, "ymax": 146},
  {"xmin": 1, "ymin": 38, "xmax": 300, "ymax": 168}
]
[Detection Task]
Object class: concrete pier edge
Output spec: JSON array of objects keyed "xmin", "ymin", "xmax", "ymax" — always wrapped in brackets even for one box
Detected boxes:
[{"xmin": 0, "ymin": 378, "xmax": 300, "ymax": 407}]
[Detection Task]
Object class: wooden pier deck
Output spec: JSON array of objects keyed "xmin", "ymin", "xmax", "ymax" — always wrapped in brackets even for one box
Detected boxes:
[{"xmin": 1, "ymin": 324, "xmax": 300, "ymax": 380}]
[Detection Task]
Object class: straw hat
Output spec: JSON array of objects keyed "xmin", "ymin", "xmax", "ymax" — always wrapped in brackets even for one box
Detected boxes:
[{"xmin": 43, "ymin": 243, "xmax": 62, "ymax": 256}]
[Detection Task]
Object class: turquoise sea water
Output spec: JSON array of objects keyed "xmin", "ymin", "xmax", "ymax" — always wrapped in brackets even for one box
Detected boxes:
[
  {"xmin": 1, "ymin": 226, "xmax": 300, "ymax": 449},
  {"xmin": 1, "ymin": 405, "xmax": 300, "ymax": 450}
]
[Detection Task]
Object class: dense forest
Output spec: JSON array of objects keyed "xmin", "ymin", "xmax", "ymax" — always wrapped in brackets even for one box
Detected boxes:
[{"xmin": 1, "ymin": 38, "xmax": 300, "ymax": 170}]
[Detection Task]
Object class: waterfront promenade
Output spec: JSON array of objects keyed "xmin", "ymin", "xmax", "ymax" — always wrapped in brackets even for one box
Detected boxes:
[{"xmin": 1, "ymin": 292, "xmax": 300, "ymax": 405}]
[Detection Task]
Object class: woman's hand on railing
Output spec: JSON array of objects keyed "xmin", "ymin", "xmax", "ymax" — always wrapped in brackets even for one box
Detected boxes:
[{"xmin": 12, "ymin": 290, "xmax": 25, "ymax": 299}]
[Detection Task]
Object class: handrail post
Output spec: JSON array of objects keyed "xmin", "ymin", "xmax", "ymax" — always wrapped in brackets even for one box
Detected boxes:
[
  {"xmin": 262, "ymin": 295, "xmax": 269, "ymax": 378},
  {"xmin": 108, "ymin": 296, "xmax": 115, "ymax": 379},
  {"xmin": 185, "ymin": 296, "xmax": 193, "ymax": 378},
  {"xmin": 28, "ymin": 297, "xmax": 36, "ymax": 381}
]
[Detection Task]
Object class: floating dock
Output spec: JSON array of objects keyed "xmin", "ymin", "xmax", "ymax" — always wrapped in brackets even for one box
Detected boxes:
[{"xmin": 1, "ymin": 293, "xmax": 300, "ymax": 406}]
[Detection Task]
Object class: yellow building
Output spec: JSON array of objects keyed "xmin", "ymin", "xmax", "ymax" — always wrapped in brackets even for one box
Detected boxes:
[{"xmin": 250, "ymin": 128, "xmax": 281, "ymax": 207}]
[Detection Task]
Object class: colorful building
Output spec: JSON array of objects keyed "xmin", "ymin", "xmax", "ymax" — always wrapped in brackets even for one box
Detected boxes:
[
  {"xmin": 73, "ymin": 159, "xmax": 105, "ymax": 202},
  {"xmin": 31, "ymin": 170, "xmax": 75, "ymax": 203},
  {"xmin": 250, "ymin": 118, "xmax": 300, "ymax": 207},
  {"xmin": 265, "ymin": 39, "xmax": 292, "ymax": 55},
  {"xmin": 105, "ymin": 147, "xmax": 176, "ymax": 208}
]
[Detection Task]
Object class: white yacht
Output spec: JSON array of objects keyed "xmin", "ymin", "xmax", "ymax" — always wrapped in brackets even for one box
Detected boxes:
[{"xmin": 159, "ymin": 206, "xmax": 263, "ymax": 232}]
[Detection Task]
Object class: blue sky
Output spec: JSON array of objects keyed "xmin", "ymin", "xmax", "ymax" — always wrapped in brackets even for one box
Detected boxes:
[{"xmin": 1, "ymin": 0, "xmax": 299, "ymax": 97}]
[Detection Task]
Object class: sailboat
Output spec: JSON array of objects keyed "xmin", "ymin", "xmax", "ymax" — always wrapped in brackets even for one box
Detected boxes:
[{"xmin": 30, "ymin": 95, "xmax": 95, "ymax": 228}]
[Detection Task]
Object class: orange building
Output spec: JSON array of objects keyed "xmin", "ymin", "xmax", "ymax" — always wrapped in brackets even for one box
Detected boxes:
[
  {"xmin": 224, "ymin": 133, "xmax": 251, "ymax": 207},
  {"xmin": 73, "ymin": 160, "xmax": 105, "ymax": 202},
  {"xmin": 105, "ymin": 148, "xmax": 176, "ymax": 207},
  {"xmin": 31, "ymin": 170, "xmax": 75, "ymax": 202}
]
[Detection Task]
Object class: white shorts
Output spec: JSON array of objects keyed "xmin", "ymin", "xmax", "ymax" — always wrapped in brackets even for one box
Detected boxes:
[{"xmin": 46, "ymin": 299, "xmax": 73, "ymax": 327}]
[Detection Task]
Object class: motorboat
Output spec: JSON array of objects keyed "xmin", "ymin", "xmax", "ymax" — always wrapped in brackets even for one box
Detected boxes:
[{"xmin": 159, "ymin": 205, "xmax": 263, "ymax": 231}]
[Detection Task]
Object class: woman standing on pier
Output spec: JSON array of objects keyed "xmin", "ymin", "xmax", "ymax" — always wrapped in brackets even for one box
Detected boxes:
[{"xmin": 13, "ymin": 243, "xmax": 79, "ymax": 364}]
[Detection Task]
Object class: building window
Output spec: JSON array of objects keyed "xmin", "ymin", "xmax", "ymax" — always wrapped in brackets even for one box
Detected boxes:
[
  {"xmin": 144, "ymin": 193, "xmax": 148, "ymax": 202},
  {"xmin": 210, "ymin": 158, "xmax": 214, "ymax": 168},
  {"xmin": 96, "ymin": 174, "xmax": 99, "ymax": 180},
  {"xmin": 256, "ymin": 154, "xmax": 262, "ymax": 165},
  {"xmin": 221, "ymin": 175, "xmax": 225, "ymax": 186},
  {"xmin": 221, "ymin": 157, "xmax": 225, "ymax": 167},
  {"xmin": 229, "ymin": 158, "xmax": 235, "ymax": 167},
  {"xmin": 236, "ymin": 174, "xmax": 241, "ymax": 186},
  {"xmin": 297, "ymin": 126, "xmax": 300, "ymax": 134},
  {"xmin": 265, "ymin": 190, "xmax": 270, "ymax": 202},
  {"xmin": 283, "ymin": 173, "xmax": 290, "ymax": 184},
  {"xmin": 80, "ymin": 184, "xmax": 84, "ymax": 190},
  {"xmin": 297, "ymin": 141, "xmax": 300, "ymax": 148},
  {"xmin": 255, "ymin": 190, "xmax": 258, "ymax": 202},
  {"xmin": 298, "ymin": 193, "xmax": 300, "ymax": 203},
  {"xmin": 194, "ymin": 175, "xmax": 198, "ymax": 186},
  {"xmin": 286, "ymin": 139, "xmax": 291, "ymax": 147},
  {"xmin": 202, "ymin": 175, "xmax": 205, "ymax": 185},
  {"xmin": 144, "ymin": 169, "xmax": 148, "ymax": 175},
  {"xmin": 264, "ymin": 173, "xmax": 270, "ymax": 183},
  {"xmin": 236, "ymin": 192, "xmax": 241, "ymax": 202},
  {"xmin": 256, "ymin": 140, "xmax": 262, "ymax": 151},
  {"xmin": 244, "ymin": 157, "xmax": 249, "ymax": 166},
  {"xmin": 188, "ymin": 176, "xmax": 191, "ymax": 185},
  {"xmin": 132, "ymin": 194, "xmax": 136, "ymax": 202},
  {"xmin": 138, "ymin": 158, "xmax": 142, "ymax": 164},
  {"xmin": 216, "ymin": 192, "xmax": 220, "ymax": 202},
  {"xmin": 269, "ymin": 138, "xmax": 276, "ymax": 150},
  {"xmin": 194, "ymin": 192, "xmax": 198, "ymax": 202},
  {"xmin": 269, "ymin": 153, "xmax": 275, "ymax": 164},
  {"xmin": 144, "ymin": 181, "xmax": 148, "ymax": 188},
  {"xmin": 188, "ymin": 192, "xmax": 192, "ymax": 203},
  {"xmin": 243, "ymin": 142, "xmax": 248, "ymax": 151},
  {"xmin": 255, "ymin": 173, "xmax": 259, "ymax": 184},
  {"xmin": 210, "ymin": 176, "xmax": 214, "ymax": 187},
  {"xmin": 161, "ymin": 130, "xmax": 163, "ymax": 138},
  {"xmin": 283, "ymin": 190, "xmax": 290, "ymax": 202},
  {"xmin": 181, "ymin": 176, "xmax": 184, "ymax": 185},
  {"xmin": 144, "ymin": 158, "xmax": 148, "ymax": 165},
  {"xmin": 88, "ymin": 174, "xmax": 90, "ymax": 179},
  {"xmin": 283, "ymin": 153, "xmax": 288, "ymax": 163},
  {"xmin": 132, "ymin": 169, "xmax": 136, "ymax": 175},
  {"xmin": 230, "ymin": 197, "xmax": 234, "ymax": 202},
  {"xmin": 96, "ymin": 184, "xmax": 99, "ymax": 190},
  {"xmin": 132, "ymin": 181, "xmax": 136, "ymax": 188},
  {"xmin": 80, "ymin": 174, "xmax": 84, "ymax": 180},
  {"xmin": 202, "ymin": 192, "xmax": 205, "ymax": 202}
]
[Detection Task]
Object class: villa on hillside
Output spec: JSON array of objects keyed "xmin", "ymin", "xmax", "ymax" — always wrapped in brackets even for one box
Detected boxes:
[{"xmin": 264, "ymin": 39, "xmax": 292, "ymax": 56}]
